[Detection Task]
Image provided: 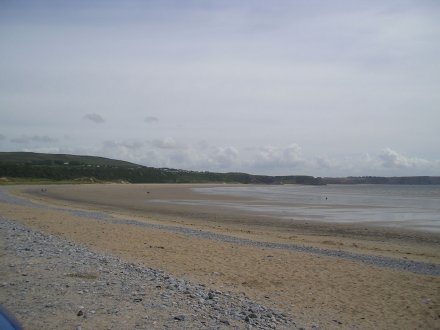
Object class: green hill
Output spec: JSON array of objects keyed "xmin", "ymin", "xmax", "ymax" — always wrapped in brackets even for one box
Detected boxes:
[
  {"xmin": 0, "ymin": 152, "xmax": 141, "ymax": 168},
  {"xmin": 0, "ymin": 152, "xmax": 322, "ymax": 185},
  {"xmin": 1, "ymin": 152, "xmax": 438, "ymax": 185}
]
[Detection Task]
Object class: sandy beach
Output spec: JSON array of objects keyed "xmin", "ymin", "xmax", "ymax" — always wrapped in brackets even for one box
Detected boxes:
[{"xmin": 1, "ymin": 183, "xmax": 440, "ymax": 329}]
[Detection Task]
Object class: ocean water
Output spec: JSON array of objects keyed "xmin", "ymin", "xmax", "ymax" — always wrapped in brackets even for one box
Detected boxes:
[{"xmin": 192, "ymin": 185, "xmax": 440, "ymax": 232}]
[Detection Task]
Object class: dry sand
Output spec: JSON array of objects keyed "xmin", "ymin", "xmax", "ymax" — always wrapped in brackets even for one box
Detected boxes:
[{"xmin": 2, "ymin": 183, "xmax": 440, "ymax": 329}]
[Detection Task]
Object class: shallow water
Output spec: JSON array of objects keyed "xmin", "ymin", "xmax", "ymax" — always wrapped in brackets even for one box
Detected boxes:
[{"xmin": 192, "ymin": 185, "xmax": 440, "ymax": 232}]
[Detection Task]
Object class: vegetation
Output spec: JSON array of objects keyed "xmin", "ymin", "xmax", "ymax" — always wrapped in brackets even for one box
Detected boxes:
[
  {"xmin": 0, "ymin": 152, "xmax": 323, "ymax": 185},
  {"xmin": 1, "ymin": 152, "xmax": 438, "ymax": 185}
]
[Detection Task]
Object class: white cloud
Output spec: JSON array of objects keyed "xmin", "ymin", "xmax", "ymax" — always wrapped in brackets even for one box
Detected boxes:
[
  {"xmin": 315, "ymin": 156, "xmax": 336, "ymax": 170},
  {"xmin": 83, "ymin": 113, "xmax": 105, "ymax": 124},
  {"xmin": 98, "ymin": 140, "xmax": 145, "ymax": 163},
  {"xmin": 151, "ymin": 137, "xmax": 180, "ymax": 150},
  {"xmin": 208, "ymin": 146, "xmax": 239, "ymax": 168},
  {"xmin": 85, "ymin": 138, "xmax": 440, "ymax": 176},
  {"xmin": 102, "ymin": 140, "xmax": 144, "ymax": 151},
  {"xmin": 252, "ymin": 144, "xmax": 305, "ymax": 169},
  {"xmin": 308, "ymin": 149, "xmax": 440, "ymax": 177},
  {"xmin": 5, "ymin": 133, "xmax": 439, "ymax": 176},
  {"xmin": 379, "ymin": 148, "xmax": 431, "ymax": 169}
]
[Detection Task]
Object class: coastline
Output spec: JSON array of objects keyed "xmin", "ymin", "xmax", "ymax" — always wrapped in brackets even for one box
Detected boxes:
[
  {"xmin": 1, "ymin": 184, "xmax": 440, "ymax": 329},
  {"xmin": 17, "ymin": 183, "xmax": 440, "ymax": 261}
]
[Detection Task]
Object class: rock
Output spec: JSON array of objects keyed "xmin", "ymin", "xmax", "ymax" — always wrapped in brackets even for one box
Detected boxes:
[{"xmin": 0, "ymin": 212, "xmax": 299, "ymax": 330}]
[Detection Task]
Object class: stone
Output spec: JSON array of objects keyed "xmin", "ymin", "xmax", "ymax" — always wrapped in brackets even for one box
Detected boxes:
[
  {"xmin": 219, "ymin": 319, "xmax": 230, "ymax": 325},
  {"xmin": 0, "ymin": 211, "xmax": 299, "ymax": 330}
]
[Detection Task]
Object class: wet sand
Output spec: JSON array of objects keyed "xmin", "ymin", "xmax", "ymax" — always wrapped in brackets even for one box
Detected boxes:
[{"xmin": 3, "ymin": 183, "xmax": 440, "ymax": 329}]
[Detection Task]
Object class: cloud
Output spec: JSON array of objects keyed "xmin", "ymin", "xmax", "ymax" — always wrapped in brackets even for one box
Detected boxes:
[
  {"xmin": 151, "ymin": 137, "xmax": 180, "ymax": 149},
  {"xmin": 0, "ymin": 134, "xmax": 5, "ymax": 141},
  {"xmin": 102, "ymin": 140, "xmax": 144, "ymax": 150},
  {"xmin": 315, "ymin": 156, "xmax": 336, "ymax": 169},
  {"xmin": 83, "ymin": 113, "xmax": 105, "ymax": 124},
  {"xmin": 311, "ymin": 149, "xmax": 440, "ymax": 176},
  {"xmin": 146, "ymin": 143, "xmax": 310, "ymax": 175},
  {"xmin": 37, "ymin": 135, "xmax": 439, "ymax": 177},
  {"xmin": 379, "ymin": 148, "xmax": 431, "ymax": 169},
  {"xmin": 98, "ymin": 140, "xmax": 145, "ymax": 163},
  {"xmin": 144, "ymin": 116, "xmax": 159, "ymax": 123},
  {"xmin": 252, "ymin": 144, "xmax": 305, "ymax": 169},
  {"xmin": 154, "ymin": 144, "xmax": 240, "ymax": 171},
  {"xmin": 208, "ymin": 146, "xmax": 239, "ymax": 168},
  {"xmin": 10, "ymin": 135, "xmax": 57, "ymax": 144}
]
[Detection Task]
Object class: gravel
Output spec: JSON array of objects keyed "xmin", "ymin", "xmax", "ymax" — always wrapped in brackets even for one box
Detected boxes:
[{"xmin": 0, "ymin": 217, "xmax": 298, "ymax": 329}]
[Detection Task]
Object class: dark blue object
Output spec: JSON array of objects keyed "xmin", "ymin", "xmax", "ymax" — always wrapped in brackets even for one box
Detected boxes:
[{"xmin": 0, "ymin": 306, "xmax": 23, "ymax": 330}]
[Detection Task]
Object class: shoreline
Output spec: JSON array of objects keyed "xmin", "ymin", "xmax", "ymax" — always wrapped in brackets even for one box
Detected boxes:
[
  {"xmin": 16, "ymin": 183, "xmax": 440, "ymax": 259},
  {"xmin": 1, "ymin": 184, "xmax": 440, "ymax": 329},
  {"xmin": 3, "ymin": 185, "xmax": 439, "ymax": 276},
  {"xmin": 3, "ymin": 186, "xmax": 439, "ymax": 276}
]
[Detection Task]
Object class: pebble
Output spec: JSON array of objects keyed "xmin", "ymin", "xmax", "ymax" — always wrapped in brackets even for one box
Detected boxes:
[{"xmin": 0, "ymin": 217, "xmax": 298, "ymax": 329}]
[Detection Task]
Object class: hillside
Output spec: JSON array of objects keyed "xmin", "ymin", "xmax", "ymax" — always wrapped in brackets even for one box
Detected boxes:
[
  {"xmin": 1, "ymin": 152, "xmax": 438, "ymax": 185},
  {"xmin": 0, "ymin": 152, "xmax": 322, "ymax": 184},
  {"xmin": 0, "ymin": 152, "xmax": 141, "ymax": 168}
]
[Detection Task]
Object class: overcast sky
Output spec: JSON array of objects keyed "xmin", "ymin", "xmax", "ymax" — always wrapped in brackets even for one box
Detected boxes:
[{"xmin": 1, "ymin": 0, "xmax": 439, "ymax": 176}]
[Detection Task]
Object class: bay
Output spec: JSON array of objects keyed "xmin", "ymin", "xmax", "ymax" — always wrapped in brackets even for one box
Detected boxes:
[{"xmin": 193, "ymin": 185, "xmax": 440, "ymax": 232}]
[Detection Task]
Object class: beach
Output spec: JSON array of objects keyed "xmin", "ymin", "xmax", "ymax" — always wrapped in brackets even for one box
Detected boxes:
[{"xmin": 1, "ymin": 183, "xmax": 439, "ymax": 329}]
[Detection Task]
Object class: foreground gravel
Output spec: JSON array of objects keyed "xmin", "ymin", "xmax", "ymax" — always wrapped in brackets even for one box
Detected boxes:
[{"xmin": 0, "ymin": 217, "xmax": 298, "ymax": 330}]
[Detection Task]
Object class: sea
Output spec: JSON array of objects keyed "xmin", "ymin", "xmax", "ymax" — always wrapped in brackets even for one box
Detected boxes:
[{"xmin": 192, "ymin": 184, "xmax": 440, "ymax": 233}]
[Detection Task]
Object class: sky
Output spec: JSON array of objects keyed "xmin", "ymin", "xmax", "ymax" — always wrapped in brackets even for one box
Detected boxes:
[{"xmin": 1, "ymin": 0, "xmax": 439, "ymax": 177}]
